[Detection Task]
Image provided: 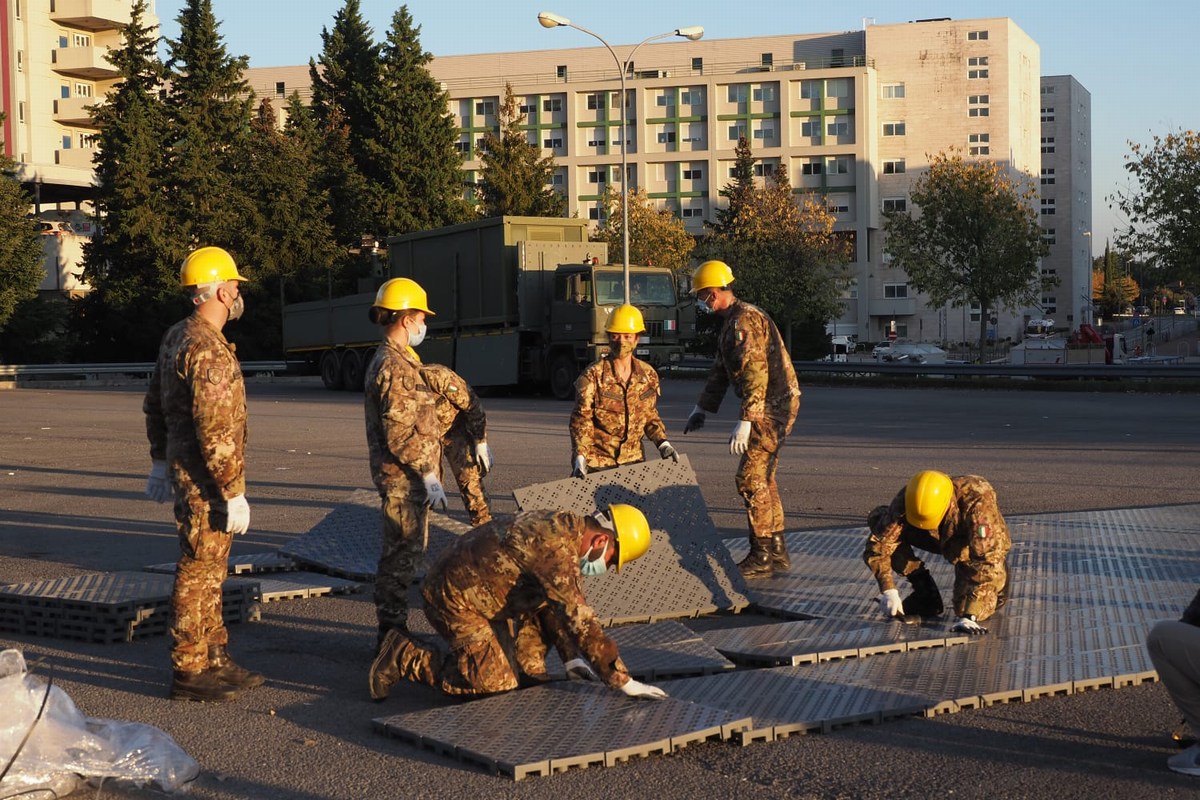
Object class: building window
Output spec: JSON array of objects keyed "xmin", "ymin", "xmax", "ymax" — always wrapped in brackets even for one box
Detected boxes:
[
  {"xmin": 1041, "ymin": 296, "xmax": 1057, "ymax": 314},
  {"xmin": 968, "ymin": 30, "xmax": 989, "ymax": 40},
  {"xmin": 682, "ymin": 206, "xmax": 704, "ymax": 218},
  {"xmin": 587, "ymin": 134, "xmax": 606, "ymax": 147},
  {"xmin": 454, "ymin": 138, "xmax": 470, "ymax": 154},
  {"xmin": 588, "ymin": 206, "xmax": 606, "ymax": 220},
  {"xmin": 754, "ymin": 162, "xmax": 776, "ymax": 177},
  {"xmin": 1043, "ymin": 229, "xmax": 1057, "ymax": 246},
  {"xmin": 827, "ymin": 199, "xmax": 850, "ymax": 213},
  {"xmin": 519, "ymin": 103, "xmax": 536, "ymax": 114},
  {"xmin": 801, "ymin": 120, "xmax": 820, "ymax": 137},
  {"xmin": 62, "ymin": 135, "xmax": 72, "ymax": 149},
  {"xmin": 752, "ymin": 85, "xmax": 775, "ymax": 102},
  {"xmin": 727, "ymin": 85, "xmax": 748, "ymax": 103},
  {"xmin": 657, "ymin": 131, "xmax": 677, "ymax": 144},
  {"xmin": 1041, "ymin": 199, "xmax": 1056, "ymax": 215},
  {"xmin": 1041, "ymin": 168, "xmax": 1056, "ymax": 185},
  {"xmin": 60, "ymin": 84, "xmax": 71, "ymax": 99},
  {"xmin": 969, "ymin": 132, "xmax": 990, "ymax": 144},
  {"xmin": 884, "ymin": 283, "xmax": 909, "ymax": 298},
  {"xmin": 1041, "ymin": 136, "xmax": 1056, "ymax": 153},
  {"xmin": 543, "ymin": 137, "xmax": 563, "ymax": 149},
  {"xmin": 475, "ymin": 100, "xmax": 495, "ymax": 116},
  {"xmin": 586, "ymin": 93, "xmax": 605, "ymax": 110},
  {"xmin": 968, "ymin": 95, "xmax": 989, "ymax": 117},
  {"xmin": 17, "ymin": 101, "xmax": 24, "ymax": 123},
  {"xmin": 968, "ymin": 133, "xmax": 990, "ymax": 155},
  {"xmin": 680, "ymin": 89, "xmax": 702, "ymax": 105},
  {"xmin": 692, "ymin": 57, "xmax": 703, "ymax": 72},
  {"xmin": 556, "ymin": 65, "xmax": 567, "ymax": 79},
  {"xmin": 883, "ymin": 159, "xmax": 906, "ymax": 174},
  {"xmin": 883, "ymin": 121, "xmax": 906, "ymax": 137},
  {"xmin": 682, "ymin": 167, "xmax": 703, "ymax": 180},
  {"xmin": 74, "ymin": 82, "xmax": 93, "ymax": 98},
  {"xmin": 728, "ymin": 124, "xmax": 747, "ymax": 141},
  {"xmin": 752, "ymin": 126, "xmax": 775, "ymax": 144},
  {"xmin": 543, "ymin": 98, "xmax": 563, "ymax": 112},
  {"xmin": 826, "ymin": 78, "xmax": 851, "ymax": 98},
  {"xmin": 801, "ymin": 160, "xmax": 822, "ymax": 176},
  {"xmin": 273, "ymin": 81, "xmax": 285, "ymax": 98},
  {"xmin": 17, "ymin": 51, "xmax": 22, "ymax": 72},
  {"xmin": 969, "ymin": 146, "xmax": 990, "ymax": 156},
  {"xmin": 73, "ymin": 33, "xmax": 92, "ymax": 48},
  {"xmin": 1041, "ymin": 106, "xmax": 1055, "ymax": 122},
  {"xmin": 882, "ymin": 198, "xmax": 907, "ymax": 213},
  {"xmin": 968, "ymin": 57, "xmax": 989, "ymax": 79},
  {"xmin": 80, "ymin": 134, "xmax": 97, "ymax": 149},
  {"xmin": 826, "ymin": 156, "xmax": 850, "ymax": 174},
  {"xmin": 881, "ymin": 83, "xmax": 905, "ymax": 99},
  {"xmin": 551, "ymin": 173, "xmax": 564, "ymax": 186},
  {"xmin": 799, "ymin": 80, "xmax": 821, "ymax": 99},
  {"xmin": 656, "ymin": 93, "xmax": 675, "ymax": 107},
  {"xmin": 970, "ymin": 303, "xmax": 982, "ymax": 323},
  {"xmin": 826, "ymin": 120, "xmax": 850, "ymax": 136}
]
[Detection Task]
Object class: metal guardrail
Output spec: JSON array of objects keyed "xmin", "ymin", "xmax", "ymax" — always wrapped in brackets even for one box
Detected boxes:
[
  {"xmin": 789, "ymin": 359, "xmax": 1200, "ymax": 380},
  {"xmin": 0, "ymin": 361, "xmax": 290, "ymax": 380}
]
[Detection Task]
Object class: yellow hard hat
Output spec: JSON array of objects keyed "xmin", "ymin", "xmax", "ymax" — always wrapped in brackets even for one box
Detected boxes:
[
  {"xmin": 609, "ymin": 503, "xmax": 651, "ymax": 571},
  {"xmin": 606, "ymin": 304, "xmax": 645, "ymax": 334},
  {"xmin": 180, "ymin": 247, "xmax": 248, "ymax": 286},
  {"xmin": 905, "ymin": 470, "xmax": 954, "ymax": 529},
  {"xmin": 373, "ymin": 277, "xmax": 435, "ymax": 315},
  {"xmin": 690, "ymin": 260, "xmax": 735, "ymax": 293}
]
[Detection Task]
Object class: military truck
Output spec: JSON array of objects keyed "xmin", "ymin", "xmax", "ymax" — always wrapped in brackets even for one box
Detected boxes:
[{"xmin": 282, "ymin": 216, "xmax": 694, "ymax": 398}]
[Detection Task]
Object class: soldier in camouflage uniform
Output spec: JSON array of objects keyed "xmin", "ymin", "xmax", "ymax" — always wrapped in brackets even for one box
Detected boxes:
[
  {"xmin": 682, "ymin": 261, "xmax": 801, "ymax": 579},
  {"xmin": 364, "ymin": 279, "xmax": 448, "ymax": 645},
  {"xmin": 570, "ymin": 304, "xmax": 679, "ymax": 477},
  {"xmin": 369, "ymin": 506, "xmax": 669, "ymax": 701},
  {"xmin": 144, "ymin": 247, "xmax": 263, "ymax": 702},
  {"xmin": 421, "ymin": 360, "xmax": 494, "ymax": 526},
  {"xmin": 865, "ymin": 471, "xmax": 1011, "ymax": 634}
]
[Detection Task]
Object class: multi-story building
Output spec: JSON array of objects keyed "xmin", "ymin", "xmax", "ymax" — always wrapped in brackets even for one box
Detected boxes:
[{"xmin": 1, "ymin": 0, "xmax": 158, "ymax": 295}]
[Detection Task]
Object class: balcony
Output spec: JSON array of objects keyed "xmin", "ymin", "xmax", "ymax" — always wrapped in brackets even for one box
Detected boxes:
[
  {"xmin": 50, "ymin": 0, "xmax": 133, "ymax": 31},
  {"xmin": 870, "ymin": 298, "xmax": 917, "ymax": 317},
  {"xmin": 55, "ymin": 147, "xmax": 98, "ymax": 170},
  {"xmin": 52, "ymin": 47, "xmax": 118, "ymax": 80},
  {"xmin": 54, "ymin": 96, "xmax": 101, "ymax": 126}
]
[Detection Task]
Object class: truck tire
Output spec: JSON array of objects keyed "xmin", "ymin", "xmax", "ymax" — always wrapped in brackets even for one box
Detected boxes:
[
  {"xmin": 548, "ymin": 354, "xmax": 578, "ymax": 401},
  {"xmin": 319, "ymin": 350, "xmax": 344, "ymax": 391},
  {"xmin": 340, "ymin": 349, "xmax": 365, "ymax": 392}
]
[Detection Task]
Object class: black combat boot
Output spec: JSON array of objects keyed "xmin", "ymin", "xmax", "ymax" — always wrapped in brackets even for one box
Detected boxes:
[
  {"xmin": 737, "ymin": 537, "xmax": 775, "ymax": 579},
  {"xmin": 769, "ymin": 533, "xmax": 791, "ymax": 571},
  {"xmin": 370, "ymin": 628, "xmax": 412, "ymax": 701},
  {"xmin": 207, "ymin": 645, "xmax": 264, "ymax": 689},
  {"xmin": 170, "ymin": 669, "xmax": 240, "ymax": 702},
  {"xmin": 902, "ymin": 567, "xmax": 944, "ymax": 617}
]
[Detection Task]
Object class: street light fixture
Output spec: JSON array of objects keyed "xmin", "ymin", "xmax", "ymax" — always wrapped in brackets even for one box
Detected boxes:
[{"xmin": 538, "ymin": 11, "xmax": 703, "ymax": 303}]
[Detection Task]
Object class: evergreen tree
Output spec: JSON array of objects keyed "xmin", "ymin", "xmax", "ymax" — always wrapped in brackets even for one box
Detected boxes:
[
  {"xmin": 706, "ymin": 136, "xmax": 756, "ymax": 236},
  {"xmin": 71, "ymin": 0, "xmax": 178, "ymax": 360},
  {"xmin": 0, "ymin": 121, "xmax": 43, "ymax": 338},
  {"xmin": 476, "ymin": 84, "xmax": 565, "ymax": 218},
  {"xmin": 375, "ymin": 5, "xmax": 471, "ymax": 233}
]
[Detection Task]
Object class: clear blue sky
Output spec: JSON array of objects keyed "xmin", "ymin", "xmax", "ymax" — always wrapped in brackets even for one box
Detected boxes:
[{"xmin": 153, "ymin": 0, "xmax": 1197, "ymax": 254}]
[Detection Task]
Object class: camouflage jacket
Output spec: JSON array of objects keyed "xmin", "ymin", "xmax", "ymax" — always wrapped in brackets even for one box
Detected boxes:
[
  {"xmin": 364, "ymin": 339, "xmax": 442, "ymax": 499},
  {"xmin": 424, "ymin": 510, "xmax": 629, "ymax": 688},
  {"xmin": 863, "ymin": 474, "xmax": 1009, "ymax": 591},
  {"xmin": 698, "ymin": 299, "xmax": 801, "ymax": 422},
  {"xmin": 421, "ymin": 362, "xmax": 487, "ymax": 443},
  {"xmin": 570, "ymin": 357, "xmax": 666, "ymax": 467},
  {"xmin": 143, "ymin": 313, "xmax": 247, "ymax": 500}
]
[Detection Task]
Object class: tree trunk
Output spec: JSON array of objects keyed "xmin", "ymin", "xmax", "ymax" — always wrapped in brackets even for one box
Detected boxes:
[{"xmin": 977, "ymin": 302, "xmax": 990, "ymax": 362}]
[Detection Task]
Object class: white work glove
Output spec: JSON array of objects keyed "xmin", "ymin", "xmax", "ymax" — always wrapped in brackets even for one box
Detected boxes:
[
  {"xmin": 951, "ymin": 615, "xmax": 988, "ymax": 635},
  {"xmin": 571, "ymin": 455, "xmax": 588, "ymax": 479},
  {"xmin": 145, "ymin": 460, "xmax": 171, "ymax": 503},
  {"xmin": 879, "ymin": 588, "xmax": 904, "ymax": 618},
  {"xmin": 222, "ymin": 494, "xmax": 250, "ymax": 535},
  {"xmin": 729, "ymin": 420, "xmax": 752, "ymax": 455},
  {"xmin": 564, "ymin": 658, "xmax": 599, "ymax": 682},
  {"xmin": 474, "ymin": 441, "xmax": 493, "ymax": 477},
  {"xmin": 422, "ymin": 473, "xmax": 448, "ymax": 510},
  {"xmin": 619, "ymin": 678, "xmax": 668, "ymax": 700},
  {"xmin": 658, "ymin": 441, "xmax": 679, "ymax": 462},
  {"xmin": 682, "ymin": 404, "xmax": 706, "ymax": 434}
]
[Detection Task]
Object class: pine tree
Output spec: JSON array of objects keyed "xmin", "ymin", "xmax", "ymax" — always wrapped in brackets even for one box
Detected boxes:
[
  {"xmin": 375, "ymin": 5, "xmax": 471, "ymax": 233},
  {"xmin": 0, "ymin": 122, "xmax": 43, "ymax": 337},
  {"xmin": 706, "ymin": 136, "xmax": 756, "ymax": 236},
  {"xmin": 476, "ymin": 84, "xmax": 565, "ymax": 218},
  {"xmin": 72, "ymin": 0, "xmax": 178, "ymax": 360}
]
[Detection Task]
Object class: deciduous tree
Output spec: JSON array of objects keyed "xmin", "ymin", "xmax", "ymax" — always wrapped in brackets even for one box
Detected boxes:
[
  {"xmin": 593, "ymin": 186, "xmax": 693, "ymax": 275},
  {"xmin": 0, "ymin": 124, "xmax": 43, "ymax": 336}
]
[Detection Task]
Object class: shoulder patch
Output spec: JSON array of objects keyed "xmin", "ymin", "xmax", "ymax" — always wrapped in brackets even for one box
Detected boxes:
[{"xmin": 206, "ymin": 367, "xmax": 226, "ymax": 385}]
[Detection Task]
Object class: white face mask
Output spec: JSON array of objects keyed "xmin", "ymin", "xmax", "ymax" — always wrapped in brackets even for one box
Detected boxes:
[{"xmin": 407, "ymin": 320, "xmax": 427, "ymax": 348}]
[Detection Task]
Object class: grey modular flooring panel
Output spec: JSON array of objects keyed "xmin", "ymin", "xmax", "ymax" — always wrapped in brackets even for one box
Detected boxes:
[
  {"xmin": 144, "ymin": 551, "xmax": 298, "ymax": 576},
  {"xmin": 280, "ymin": 489, "xmax": 468, "ymax": 580},
  {"xmin": 255, "ymin": 572, "xmax": 364, "ymax": 602},
  {"xmin": 0, "ymin": 572, "xmax": 259, "ymax": 643},
  {"xmin": 373, "ymin": 681, "xmax": 751, "ymax": 780},
  {"xmin": 700, "ymin": 617, "xmax": 968, "ymax": 666}
]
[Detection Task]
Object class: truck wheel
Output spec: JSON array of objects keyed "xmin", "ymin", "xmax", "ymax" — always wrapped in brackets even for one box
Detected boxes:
[
  {"xmin": 340, "ymin": 349, "xmax": 365, "ymax": 392},
  {"xmin": 319, "ymin": 350, "xmax": 344, "ymax": 391},
  {"xmin": 548, "ymin": 354, "xmax": 577, "ymax": 401}
]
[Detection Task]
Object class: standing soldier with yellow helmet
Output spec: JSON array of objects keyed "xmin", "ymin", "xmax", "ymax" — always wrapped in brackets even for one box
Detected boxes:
[
  {"xmin": 569, "ymin": 304, "xmax": 680, "ymax": 478},
  {"xmin": 144, "ymin": 246, "xmax": 263, "ymax": 702},
  {"xmin": 864, "ymin": 470, "xmax": 1012, "ymax": 634},
  {"xmin": 369, "ymin": 504, "xmax": 669, "ymax": 701},
  {"xmin": 682, "ymin": 260, "xmax": 801, "ymax": 579},
  {"xmin": 363, "ymin": 277, "xmax": 447, "ymax": 648}
]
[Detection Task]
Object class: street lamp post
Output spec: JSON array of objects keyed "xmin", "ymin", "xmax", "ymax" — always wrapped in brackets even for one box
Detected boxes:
[{"xmin": 538, "ymin": 11, "xmax": 703, "ymax": 304}]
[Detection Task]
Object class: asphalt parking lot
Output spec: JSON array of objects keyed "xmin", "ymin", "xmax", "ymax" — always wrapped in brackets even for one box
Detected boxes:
[{"xmin": 2, "ymin": 377, "xmax": 1200, "ymax": 799}]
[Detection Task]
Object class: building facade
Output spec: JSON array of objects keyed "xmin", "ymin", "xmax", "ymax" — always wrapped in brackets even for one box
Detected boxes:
[{"xmin": 1, "ymin": 0, "xmax": 158, "ymax": 295}]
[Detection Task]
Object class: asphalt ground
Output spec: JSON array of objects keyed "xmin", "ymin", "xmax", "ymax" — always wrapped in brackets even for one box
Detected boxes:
[{"xmin": 2, "ymin": 376, "xmax": 1200, "ymax": 799}]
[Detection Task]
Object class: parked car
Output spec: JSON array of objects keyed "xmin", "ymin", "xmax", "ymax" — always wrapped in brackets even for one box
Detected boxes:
[
  {"xmin": 885, "ymin": 342, "xmax": 948, "ymax": 365},
  {"xmin": 871, "ymin": 341, "xmax": 895, "ymax": 359}
]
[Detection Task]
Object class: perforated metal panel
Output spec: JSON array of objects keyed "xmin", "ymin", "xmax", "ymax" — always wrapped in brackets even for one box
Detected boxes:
[
  {"xmin": 0, "ymin": 572, "xmax": 259, "ymax": 643},
  {"xmin": 543, "ymin": 620, "xmax": 735, "ymax": 680},
  {"xmin": 373, "ymin": 681, "xmax": 751, "ymax": 780},
  {"xmin": 254, "ymin": 572, "xmax": 363, "ymax": 602},
  {"xmin": 144, "ymin": 551, "xmax": 297, "ymax": 576},
  {"xmin": 700, "ymin": 618, "xmax": 967, "ymax": 667}
]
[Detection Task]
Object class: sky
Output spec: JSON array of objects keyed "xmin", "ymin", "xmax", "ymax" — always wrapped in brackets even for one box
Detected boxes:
[{"xmin": 152, "ymin": 0, "xmax": 1198, "ymax": 255}]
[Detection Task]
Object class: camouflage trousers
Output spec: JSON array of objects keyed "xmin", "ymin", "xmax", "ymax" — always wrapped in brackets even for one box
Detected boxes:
[
  {"xmin": 170, "ymin": 488, "xmax": 233, "ymax": 673},
  {"xmin": 441, "ymin": 426, "xmax": 491, "ymax": 526},
  {"xmin": 405, "ymin": 585, "xmax": 580, "ymax": 696},
  {"xmin": 867, "ymin": 506, "xmax": 1012, "ymax": 622},
  {"xmin": 375, "ymin": 493, "xmax": 429, "ymax": 631},
  {"xmin": 735, "ymin": 401, "xmax": 799, "ymax": 541}
]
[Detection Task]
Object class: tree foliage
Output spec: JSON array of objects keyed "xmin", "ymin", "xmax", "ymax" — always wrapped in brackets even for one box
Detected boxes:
[
  {"xmin": 883, "ymin": 150, "xmax": 1050, "ymax": 353},
  {"xmin": 1113, "ymin": 130, "xmax": 1200, "ymax": 286},
  {"xmin": 593, "ymin": 186, "xmax": 693, "ymax": 274},
  {"xmin": 476, "ymin": 84, "xmax": 565, "ymax": 218},
  {"xmin": 1091, "ymin": 242, "xmax": 1137, "ymax": 318},
  {"xmin": 0, "ymin": 122, "xmax": 43, "ymax": 337},
  {"xmin": 698, "ymin": 139, "xmax": 851, "ymax": 347}
]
